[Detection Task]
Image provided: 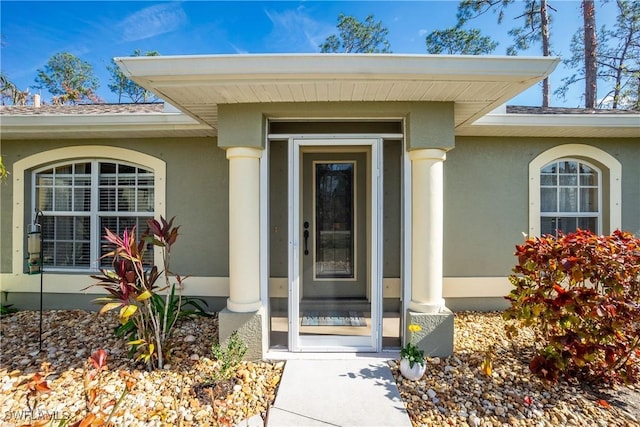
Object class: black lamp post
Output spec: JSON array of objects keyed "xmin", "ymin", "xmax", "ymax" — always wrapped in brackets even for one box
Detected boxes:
[{"xmin": 27, "ymin": 210, "xmax": 44, "ymax": 351}]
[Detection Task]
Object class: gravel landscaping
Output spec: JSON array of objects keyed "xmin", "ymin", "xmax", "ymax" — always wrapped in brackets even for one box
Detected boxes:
[
  {"xmin": 393, "ymin": 312, "xmax": 640, "ymax": 427},
  {"xmin": 1, "ymin": 310, "xmax": 638, "ymax": 426},
  {"xmin": 0, "ymin": 310, "xmax": 281, "ymax": 426}
]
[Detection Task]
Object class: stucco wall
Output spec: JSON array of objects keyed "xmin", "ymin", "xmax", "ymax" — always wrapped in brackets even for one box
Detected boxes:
[
  {"xmin": 218, "ymin": 101, "xmax": 454, "ymax": 150},
  {"xmin": 444, "ymin": 137, "xmax": 640, "ymax": 278},
  {"xmin": 1, "ymin": 129, "xmax": 637, "ymax": 305}
]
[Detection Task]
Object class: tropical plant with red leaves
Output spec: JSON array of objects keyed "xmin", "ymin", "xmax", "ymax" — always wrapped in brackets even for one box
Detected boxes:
[
  {"xmin": 86, "ymin": 216, "xmax": 209, "ymax": 370},
  {"xmin": 21, "ymin": 363, "xmax": 52, "ymax": 412},
  {"xmin": 504, "ymin": 229, "xmax": 640, "ymax": 384},
  {"xmin": 70, "ymin": 349, "xmax": 137, "ymax": 427}
]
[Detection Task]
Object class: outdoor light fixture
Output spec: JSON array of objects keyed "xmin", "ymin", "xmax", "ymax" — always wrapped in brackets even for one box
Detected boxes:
[{"xmin": 27, "ymin": 215, "xmax": 42, "ymax": 274}]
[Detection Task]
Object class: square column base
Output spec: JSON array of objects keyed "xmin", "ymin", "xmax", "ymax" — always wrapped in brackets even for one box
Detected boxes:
[
  {"xmin": 406, "ymin": 307, "xmax": 454, "ymax": 357},
  {"xmin": 218, "ymin": 307, "xmax": 264, "ymax": 361}
]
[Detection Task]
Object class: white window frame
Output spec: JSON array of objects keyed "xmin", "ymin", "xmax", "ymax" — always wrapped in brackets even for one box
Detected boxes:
[
  {"xmin": 529, "ymin": 144, "xmax": 621, "ymax": 237},
  {"xmin": 31, "ymin": 159, "xmax": 155, "ymax": 272},
  {"xmin": 12, "ymin": 146, "xmax": 166, "ymax": 275},
  {"xmin": 539, "ymin": 158, "xmax": 602, "ymax": 236}
]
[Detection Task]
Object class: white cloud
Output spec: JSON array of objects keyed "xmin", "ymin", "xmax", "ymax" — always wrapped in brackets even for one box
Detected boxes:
[
  {"xmin": 418, "ymin": 29, "xmax": 428, "ymax": 37},
  {"xmin": 119, "ymin": 3, "xmax": 187, "ymax": 42},
  {"xmin": 264, "ymin": 7, "xmax": 333, "ymax": 52},
  {"xmin": 230, "ymin": 43, "xmax": 249, "ymax": 54}
]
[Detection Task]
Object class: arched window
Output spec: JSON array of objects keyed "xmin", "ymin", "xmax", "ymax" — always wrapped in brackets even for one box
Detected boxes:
[
  {"xmin": 540, "ymin": 159, "xmax": 601, "ymax": 236},
  {"xmin": 528, "ymin": 144, "xmax": 621, "ymax": 237},
  {"xmin": 32, "ymin": 160, "xmax": 155, "ymax": 270}
]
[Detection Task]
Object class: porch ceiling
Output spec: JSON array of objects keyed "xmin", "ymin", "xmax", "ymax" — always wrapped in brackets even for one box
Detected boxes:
[{"xmin": 116, "ymin": 54, "xmax": 561, "ymax": 135}]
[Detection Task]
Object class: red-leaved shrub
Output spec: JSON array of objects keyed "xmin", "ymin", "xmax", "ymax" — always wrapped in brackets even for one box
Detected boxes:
[{"xmin": 504, "ymin": 229, "xmax": 640, "ymax": 384}]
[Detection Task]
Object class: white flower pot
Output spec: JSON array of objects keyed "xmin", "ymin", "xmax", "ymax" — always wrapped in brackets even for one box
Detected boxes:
[{"xmin": 400, "ymin": 357, "xmax": 426, "ymax": 380}]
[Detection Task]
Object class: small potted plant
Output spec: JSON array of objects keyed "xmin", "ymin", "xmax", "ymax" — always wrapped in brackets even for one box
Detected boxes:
[{"xmin": 399, "ymin": 324, "xmax": 426, "ymax": 380}]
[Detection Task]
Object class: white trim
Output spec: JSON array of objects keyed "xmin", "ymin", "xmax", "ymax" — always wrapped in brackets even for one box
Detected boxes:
[
  {"xmin": 0, "ymin": 112, "xmax": 212, "ymax": 139},
  {"xmin": 0, "ymin": 274, "xmax": 230, "ymax": 295},
  {"xmin": 11, "ymin": 146, "xmax": 166, "ymax": 275},
  {"xmin": 287, "ymin": 137, "xmax": 300, "ymax": 351},
  {"xmin": 269, "ymin": 133, "xmax": 404, "ymax": 140},
  {"xmin": 117, "ymin": 53, "xmax": 559, "ymax": 83},
  {"xmin": 474, "ymin": 112, "xmax": 640, "ymax": 128},
  {"xmin": 458, "ymin": 112, "xmax": 640, "ymax": 138},
  {"xmin": 401, "ymin": 130, "xmax": 411, "ymax": 346},
  {"xmin": 0, "ymin": 274, "xmax": 511, "ymax": 299},
  {"xmin": 529, "ymin": 144, "xmax": 622, "ymax": 236},
  {"xmin": 260, "ymin": 130, "xmax": 270, "ymax": 355}
]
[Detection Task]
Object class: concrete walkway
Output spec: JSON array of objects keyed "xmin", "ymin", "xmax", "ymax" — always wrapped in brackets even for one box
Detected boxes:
[{"xmin": 266, "ymin": 359, "xmax": 412, "ymax": 427}]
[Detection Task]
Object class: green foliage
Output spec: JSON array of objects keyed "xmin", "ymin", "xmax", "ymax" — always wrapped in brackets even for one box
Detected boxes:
[
  {"xmin": 0, "ymin": 303, "xmax": 18, "ymax": 316},
  {"xmin": 400, "ymin": 342, "xmax": 425, "ymax": 368},
  {"xmin": 457, "ymin": 0, "xmax": 555, "ymax": 55},
  {"xmin": 107, "ymin": 49, "xmax": 160, "ymax": 103},
  {"xmin": 456, "ymin": 0, "xmax": 554, "ymax": 105},
  {"xmin": 211, "ymin": 331, "xmax": 248, "ymax": 382},
  {"xmin": 320, "ymin": 13, "xmax": 391, "ymax": 53},
  {"xmin": 87, "ymin": 216, "xmax": 209, "ymax": 370},
  {"xmin": 457, "ymin": 0, "xmax": 515, "ymax": 27},
  {"xmin": 426, "ymin": 28, "xmax": 498, "ymax": 54},
  {"xmin": 1, "ymin": 73, "xmax": 29, "ymax": 105},
  {"xmin": 504, "ymin": 229, "xmax": 640, "ymax": 384},
  {"xmin": 557, "ymin": 1, "xmax": 640, "ymax": 109},
  {"xmin": 34, "ymin": 52, "xmax": 100, "ymax": 104},
  {"xmin": 0, "ymin": 155, "xmax": 9, "ymax": 183}
]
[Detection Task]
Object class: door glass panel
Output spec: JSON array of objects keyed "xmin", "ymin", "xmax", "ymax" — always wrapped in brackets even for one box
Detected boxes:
[{"xmin": 315, "ymin": 162, "xmax": 354, "ymax": 279}]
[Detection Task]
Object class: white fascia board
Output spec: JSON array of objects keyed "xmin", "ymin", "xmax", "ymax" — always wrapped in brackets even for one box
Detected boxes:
[
  {"xmin": 473, "ymin": 113, "xmax": 640, "ymax": 128},
  {"xmin": 0, "ymin": 113, "xmax": 212, "ymax": 139},
  {"xmin": 1, "ymin": 112, "xmax": 207, "ymax": 129},
  {"xmin": 115, "ymin": 54, "xmax": 560, "ymax": 84}
]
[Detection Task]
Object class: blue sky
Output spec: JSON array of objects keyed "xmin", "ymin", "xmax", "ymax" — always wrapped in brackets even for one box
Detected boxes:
[{"xmin": 0, "ymin": 1, "xmax": 620, "ymax": 107}]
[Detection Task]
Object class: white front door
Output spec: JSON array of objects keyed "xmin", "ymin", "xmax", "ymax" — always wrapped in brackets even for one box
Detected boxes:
[{"xmin": 288, "ymin": 138, "xmax": 382, "ymax": 352}]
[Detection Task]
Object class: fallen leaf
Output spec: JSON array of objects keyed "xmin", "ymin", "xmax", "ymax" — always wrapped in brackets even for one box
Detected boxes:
[{"xmin": 597, "ymin": 399, "xmax": 611, "ymax": 409}]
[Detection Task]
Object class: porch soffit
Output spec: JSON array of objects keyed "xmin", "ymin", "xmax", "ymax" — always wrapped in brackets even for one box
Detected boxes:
[{"xmin": 115, "ymin": 54, "xmax": 561, "ymax": 133}]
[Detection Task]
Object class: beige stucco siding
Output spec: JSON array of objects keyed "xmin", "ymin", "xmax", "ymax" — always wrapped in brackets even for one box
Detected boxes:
[
  {"xmin": 268, "ymin": 140, "xmax": 288, "ymax": 278},
  {"xmin": 218, "ymin": 101, "xmax": 454, "ymax": 151},
  {"xmin": 444, "ymin": 137, "xmax": 640, "ymax": 278}
]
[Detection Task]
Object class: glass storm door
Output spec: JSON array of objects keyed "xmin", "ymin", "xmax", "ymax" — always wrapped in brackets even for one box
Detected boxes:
[{"xmin": 288, "ymin": 139, "xmax": 382, "ymax": 352}]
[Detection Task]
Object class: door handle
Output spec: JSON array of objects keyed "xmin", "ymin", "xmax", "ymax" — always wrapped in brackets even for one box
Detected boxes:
[
  {"xmin": 303, "ymin": 221, "xmax": 310, "ymax": 255},
  {"xmin": 303, "ymin": 230, "xmax": 309, "ymax": 255}
]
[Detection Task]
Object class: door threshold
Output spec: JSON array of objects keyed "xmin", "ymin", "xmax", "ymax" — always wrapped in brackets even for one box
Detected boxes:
[{"xmin": 264, "ymin": 349, "xmax": 400, "ymax": 361}]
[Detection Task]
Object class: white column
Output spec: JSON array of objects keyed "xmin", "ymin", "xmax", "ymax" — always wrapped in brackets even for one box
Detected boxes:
[
  {"xmin": 226, "ymin": 147, "xmax": 263, "ymax": 313},
  {"xmin": 409, "ymin": 148, "xmax": 446, "ymax": 313}
]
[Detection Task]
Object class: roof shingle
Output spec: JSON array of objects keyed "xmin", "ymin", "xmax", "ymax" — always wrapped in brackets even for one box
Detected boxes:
[{"xmin": 0, "ymin": 103, "xmax": 165, "ymax": 115}]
